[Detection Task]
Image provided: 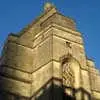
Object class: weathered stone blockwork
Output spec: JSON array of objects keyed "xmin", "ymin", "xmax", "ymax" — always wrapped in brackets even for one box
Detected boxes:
[{"xmin": 0, "ymin": 2, "xmax": 100, "ymax": 100}]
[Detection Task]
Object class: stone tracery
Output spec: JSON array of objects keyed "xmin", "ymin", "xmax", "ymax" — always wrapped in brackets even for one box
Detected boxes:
[{"xmin": 62, "ymin": 59, "xmax": 74, "ymax": 87}]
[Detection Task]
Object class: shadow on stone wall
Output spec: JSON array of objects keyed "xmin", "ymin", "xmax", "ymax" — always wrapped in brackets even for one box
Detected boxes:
[
  {"xmin": 31, "ymin": 77, "xmax": 91, "ymax": 100},
  {"xmin": 0, "ymin": 77, "xmax": 91, "ymax": 100}
]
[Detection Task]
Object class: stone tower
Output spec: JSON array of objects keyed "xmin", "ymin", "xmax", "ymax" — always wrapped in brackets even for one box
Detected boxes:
[{"xmin": 0, "ymin": 3, "xmax": 100, "ymax": 100}]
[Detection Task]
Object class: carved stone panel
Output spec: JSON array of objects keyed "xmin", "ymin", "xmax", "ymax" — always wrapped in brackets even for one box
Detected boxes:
[{"xmin": 62, "ymin": 58, "xmax": 74, "ymax": 87}]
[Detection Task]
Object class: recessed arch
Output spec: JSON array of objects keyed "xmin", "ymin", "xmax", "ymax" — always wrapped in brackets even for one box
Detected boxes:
[{"xmin": 60, "ymin": 54, "xmax": 81, "ymax": 89}]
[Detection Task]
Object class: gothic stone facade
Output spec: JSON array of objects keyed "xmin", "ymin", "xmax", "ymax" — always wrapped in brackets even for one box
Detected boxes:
[{"xmin": 0, "ymin": 3, "xmax": 100, "ymax": 100}]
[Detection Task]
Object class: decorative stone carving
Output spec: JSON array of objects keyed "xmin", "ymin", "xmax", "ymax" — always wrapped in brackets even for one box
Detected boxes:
[
  {"xmin": 62, "ymin": 55, "xmax": 74, "ymax": 87},
  {"xmin": 44, "ymin": 2, "xmax": 55, "ymax": 12},
  {"xmin": 65, "ymin": 41, "xmax": 72, "ymax": 55}
]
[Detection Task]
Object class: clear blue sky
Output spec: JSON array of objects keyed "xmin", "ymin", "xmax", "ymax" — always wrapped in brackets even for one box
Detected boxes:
[{"xmin": 0, "ymin": 0, "xmax": 100, "ymax": 69}]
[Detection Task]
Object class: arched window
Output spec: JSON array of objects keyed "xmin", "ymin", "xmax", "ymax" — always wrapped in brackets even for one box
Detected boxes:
[
  {"xmin": 62, "ymin": 56, "xmax": 74, "ymax": 87},
  {"xmin": 61, "ymin": 54, "xmax": 81, "ymax": 97}
]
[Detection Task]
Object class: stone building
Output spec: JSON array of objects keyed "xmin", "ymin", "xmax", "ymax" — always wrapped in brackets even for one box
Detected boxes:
[{"xmin": 0, "ymin": 3, "xmax": 100, "ymax": 100}]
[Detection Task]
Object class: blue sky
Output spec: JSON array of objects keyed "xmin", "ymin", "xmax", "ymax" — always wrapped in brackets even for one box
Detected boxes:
[{"xmin": 0, "ymin": 0, "xmax": 100, "ymax": 69}]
